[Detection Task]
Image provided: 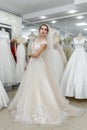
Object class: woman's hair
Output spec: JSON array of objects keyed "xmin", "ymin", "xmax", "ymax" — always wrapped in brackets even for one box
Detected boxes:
[{"xmin": 39, "ymin": 24, "xmax": 49, "ymax": 33}]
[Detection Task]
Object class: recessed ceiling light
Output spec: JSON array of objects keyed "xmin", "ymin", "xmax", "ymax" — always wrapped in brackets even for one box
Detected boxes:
[
  {"xmin": 40, "ymin": 16, "xmax": 47, "ymax": 19},
  {"xmin": 29, "ymin": 28, "xmax": 37, "ymax": 32},
  {"xmin": 75, "ymin": 22, "xmax": 87, "ymax": 26},
  {"xmin": 68, "ymin": 10, "xmax": 77, "ymax": 14},
  {"xmin": 51, "ymin": 20, "xmax": 57, "ymax": 23},
  {"xmin": 22, "ymin": 25, "xmax": 25, "ymax": 28},
  {"xmin": 76, "ymin": 16, "xmax": 84, "ymax": 19},
  {"xmin": 84, "ymin": 28, "xmax": 87, "ymax": 31}
]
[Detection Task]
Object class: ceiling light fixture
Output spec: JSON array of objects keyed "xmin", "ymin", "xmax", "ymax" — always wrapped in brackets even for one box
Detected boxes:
[
  {"xmin": 76, "ymin": 16, "xmax": 84, "ymax": 19},
  {"xmin": 29, "ymin": 28, "xmax": 37, "ymax": 32},
  {"xmin": 40, "ymin": 16, "xmax": 47, "ymax": 19},
  {"xmin": 22, "ymin": 25, "xmax": 25, "ymax": 28},
  {"xmin": 68, "ymin": 10, "xmax": 77, "ymax": 14},
  {"xmin": 51, "ymin": 20, "xmax": 57, "ymax": 23},
  {"xmin": 84, "ymin": 28, "xmax": 87, "ymax": 31},
  {"xmin": 75, "ymin": 22, "xmax": 87, "ymax": 26}
]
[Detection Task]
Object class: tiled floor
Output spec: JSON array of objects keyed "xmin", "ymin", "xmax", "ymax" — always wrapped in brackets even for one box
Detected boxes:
[{"xmin": 0, "ymin": 88, "xmax": 87, "ymax": 130}]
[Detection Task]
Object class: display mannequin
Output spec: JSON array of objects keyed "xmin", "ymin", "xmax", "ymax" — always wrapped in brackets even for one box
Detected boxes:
[
  {"xmin": 75, "ymin": 33, "xmax": 87, "ymax": 50},
  {"xmin": 0, "ymin": 28, "xmax": 10, "ymax": 44},
  {"xmin": 28, "ymin": 32, "xmax": 37, "ymax": 40},
  {"xmin": 76, "ymin": 33, "xmax": 85, "ymax": 40}
]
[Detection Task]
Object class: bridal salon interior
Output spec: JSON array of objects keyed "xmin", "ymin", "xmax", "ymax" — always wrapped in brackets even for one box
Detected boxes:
[{"xmin": 0, "ymin": 0, "xmax": 87, "ymax": 130}]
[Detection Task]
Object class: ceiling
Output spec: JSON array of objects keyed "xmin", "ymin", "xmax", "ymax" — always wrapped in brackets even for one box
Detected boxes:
[
  {"xmin": 0, "ymin": 0, "xmax": 87, "ymax": 37},
  {"xmin": 0, "ymin": 0, "xmax": 73, "ymax": 15},
  {"xmin": 0, "ymin": 0, "xmax": 87, "ymax": 25}
]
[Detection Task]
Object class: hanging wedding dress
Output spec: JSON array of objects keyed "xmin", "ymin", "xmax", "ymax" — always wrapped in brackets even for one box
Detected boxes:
[
  {"xmin": 61, "ymin": 36, "xmax": 87, "ymax": 99},
  {"xmin": 0, "ymin": 28, "xmax": 15, "ymax": 86},
  {"xmin": 63, "ymin": 35, "xmax": 74, "ymax": 60},
  {"xmin": 52, "ymin": 29, "xmax": 67, "ymax": 66},
  {"xmin": 27, "ymin": 33, "xmax": 37, "ymax": 60},
  {"xmin": 0, "ymin": 80, "xmax": 9, "ymax": 110},
  {"xmin": 9, "ymin": 31, "xmax": 83, "ymax": 126},
  {"xmin": 15, "ymin": 37, "xmax": 26, "ymax": 83}
]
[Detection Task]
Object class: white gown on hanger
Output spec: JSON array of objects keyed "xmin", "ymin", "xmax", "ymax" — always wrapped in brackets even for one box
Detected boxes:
[
  {"xmin": 15, "ymin": 44, "xmax": 26, "ymax": 83},
  {"xmin": 0, "ymin": 80, "xmax": 9, "ymax": 110},
  {"xmin": 61, "ymin": 38, "xmax": 87, "ymax": 99},
  {"xmin": 9, "ymin": 39, "xmax": 83, "ymax": 126},
  {"xmin": 0, "ymin": 32, "xmax": 15, "ymax": 86}
]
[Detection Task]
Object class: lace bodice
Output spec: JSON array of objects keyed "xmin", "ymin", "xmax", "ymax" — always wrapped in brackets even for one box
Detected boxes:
[
  {"xmin": 31, "ymin": 39, "xmax": 47, "ymax": 53},
  {"xmin": 73, "ymin": 38, "xmax": 86, "ymax": 51}
]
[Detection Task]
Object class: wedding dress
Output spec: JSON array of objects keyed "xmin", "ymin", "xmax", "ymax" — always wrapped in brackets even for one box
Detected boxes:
[
  {"xmin": 9, "ymin": 37, "xmax": 84, "ymax": 125},
  {"xmin": 0, "ymin": 29, "xmax": 15, "ymax": 86},
  {"xmin": 15, "ymin": 43, "xmax": 26, "ymax": 83},
  {"xmin": 0, "ymin": 80, "xmax": 9, "ymax": 110},
  {"xmin": 61, "ymin": 38, "xmax": 87, "ymax": 99},
  {"xmin": 52, "ymin": 29, "xmax": 67, "ymax": 66}
]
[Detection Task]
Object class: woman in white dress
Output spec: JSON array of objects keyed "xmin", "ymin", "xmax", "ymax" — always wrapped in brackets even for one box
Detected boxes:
[
  {"xmin": 15, "ymin": 37, "xmax": 26, "ymax": 83},
  {"xmin": 0, "ymin": 80, "xmax": 9, "ymax": 110},
  {"xmin": 9, "ymin": 24, "xmax": 83, "ymax": 126},
  {"xmin": 0, "ymin": 28, "xmax": 15, "ymax": 86},
  {"xmin": 61, "ymin": 33, "xmax": 87, "ymax": 99}
]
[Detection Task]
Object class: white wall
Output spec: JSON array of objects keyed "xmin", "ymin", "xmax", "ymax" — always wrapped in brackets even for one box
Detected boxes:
[{"xmin": 0, "ymin": 10, "xmax": 22, "ymax": 38}]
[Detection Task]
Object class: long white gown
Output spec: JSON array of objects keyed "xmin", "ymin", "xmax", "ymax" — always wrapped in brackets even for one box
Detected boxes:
[
  {"xmin": 9, "ymin": 39, "xmax": 83, "ymax": 126},
  {"xmin": 0, "ymin": 80, "xmax": 9, "ymax": 110},
  {"xmin": 15, "ymin": 43, "xmax": 26, "ymax": 83},
  {"xmin": 61, "ymin": 38, "xmax": 87, "ymax": 99},
  {"xmin": 0, "ymin": 31, "xmax": 15, "ymax": 86}
]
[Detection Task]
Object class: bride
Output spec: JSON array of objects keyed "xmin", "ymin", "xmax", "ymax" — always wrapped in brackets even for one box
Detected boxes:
[{"xmin": 9, "ymin": 24, "xmax": 83, "ymax": 126}]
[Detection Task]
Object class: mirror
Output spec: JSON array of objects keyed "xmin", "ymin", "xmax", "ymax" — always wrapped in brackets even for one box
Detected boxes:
[{"xmin": 22, "ymin": 13, "xmax": 87, "ymax": 60}]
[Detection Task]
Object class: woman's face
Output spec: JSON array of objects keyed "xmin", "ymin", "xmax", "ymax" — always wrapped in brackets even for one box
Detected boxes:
[{"xmin": 39, "ymin": 25, "xmax": 48, "ymax": 37}]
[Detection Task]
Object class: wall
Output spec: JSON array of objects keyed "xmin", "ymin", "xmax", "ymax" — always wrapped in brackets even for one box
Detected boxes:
[{"xmin": 0, "ymin": 10, "xmax": 22, "ymax": 38}]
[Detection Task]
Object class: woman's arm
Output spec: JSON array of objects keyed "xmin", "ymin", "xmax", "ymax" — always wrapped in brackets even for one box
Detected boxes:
[{"xmin": 29, "ymin": 44, "xmax": 47, "ymax": 58}]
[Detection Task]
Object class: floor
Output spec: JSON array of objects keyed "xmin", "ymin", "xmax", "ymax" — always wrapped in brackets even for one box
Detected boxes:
[{"xmin": 0, "ymin": 88, "xmax": 87, "ymax": 130}]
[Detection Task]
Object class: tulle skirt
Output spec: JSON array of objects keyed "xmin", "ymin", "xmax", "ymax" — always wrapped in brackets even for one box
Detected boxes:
[{"xmin": 9, "ymin": 56, "xmax": 84, "ymax": 126}]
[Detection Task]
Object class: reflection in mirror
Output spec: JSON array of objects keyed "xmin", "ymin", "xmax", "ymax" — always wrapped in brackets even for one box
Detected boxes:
[{"xmin": 22, "ymin": 13, "xmax": 87, "ymax": 60}]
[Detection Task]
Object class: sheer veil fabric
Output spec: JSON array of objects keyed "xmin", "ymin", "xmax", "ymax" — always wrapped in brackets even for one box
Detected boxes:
[{"xmin": 44, "ymin": 27, "xmax": 65, "ymax": 84}]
